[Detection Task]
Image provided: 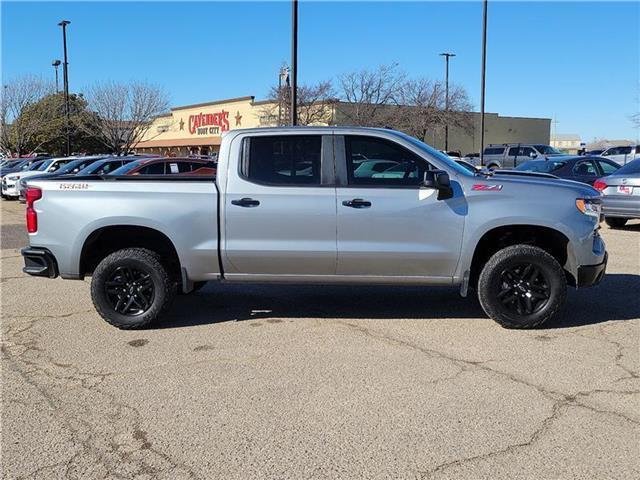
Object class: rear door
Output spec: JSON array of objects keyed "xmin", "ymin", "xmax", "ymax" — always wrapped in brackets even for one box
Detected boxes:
[
  {"xmin": 571, "ymin": 159, "xmax": 599, "ymax": 185},
  {"xmin": 223, "ymin": 134, "xmax": 337, "ymax": 278},
  {"xmin": 335, "ymin": 134, "xmax": 464, "ymax": 280}
]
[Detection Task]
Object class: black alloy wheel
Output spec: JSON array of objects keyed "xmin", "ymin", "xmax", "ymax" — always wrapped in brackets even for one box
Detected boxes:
[
  {"xmin": 497, "ymin": 263, "xmax": 550, "ymax": 316},
  {"xmin": 104, "ymin": 266, "xmax": 155, "ymax": 316}
]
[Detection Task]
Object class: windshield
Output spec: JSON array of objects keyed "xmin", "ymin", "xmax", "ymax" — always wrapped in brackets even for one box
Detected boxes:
[
  {"xmin": 614, "ymin": 159, "xmax": 640, "ymax": 175},
  {"xmin": 515, "ymin": 160, "xmax": 567, "ymax": 173},
  {"xmin": 392, "ymin": 131, "xmax": 475, "ymax": 177},
  {"xmin": 110, "ymin": 160, "xmax": 145, "ymax": 175},
  {"xmin": 37, "ymin": 159, "xmax": 54, "ymax": 171},
  {"xmin": 535, "ymin": 145, "xmax": 562, "ymax": 155},
  {"xmin": 56, "ymin": 158, "xmax": 103, "ymax": 174}
]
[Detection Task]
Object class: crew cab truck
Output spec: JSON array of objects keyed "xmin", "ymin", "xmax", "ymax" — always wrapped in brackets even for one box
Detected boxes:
[{"xmin": 22, "ymin": 127, "xmax": 607, "ymax": 329}]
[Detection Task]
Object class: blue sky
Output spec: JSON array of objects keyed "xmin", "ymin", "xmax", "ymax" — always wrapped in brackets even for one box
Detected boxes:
[{"xmin": 2, "ymin": 1, "xmax": 638, "ymax": 141}]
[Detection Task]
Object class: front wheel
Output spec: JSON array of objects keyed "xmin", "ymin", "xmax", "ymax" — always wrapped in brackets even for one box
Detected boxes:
[
  {"xmin": 478, "ymin": 245, "xmax": 567, "ymax": 329},
  {"xmin": 604, "ymin": 217, "xmax": 627, "ymax": 228},
  {"xmin": 91, "ymin": 248, "xmax": 176, "ymax": 329}
]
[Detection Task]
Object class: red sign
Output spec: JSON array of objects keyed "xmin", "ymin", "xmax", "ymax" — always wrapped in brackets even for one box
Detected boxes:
[
  {"xmin": 188, "ymin": 110, "xmax": 230, "ymax": 135},
  {"xmin": 472, "ymin": 184, "xmax": 503, "ymax": 191}
]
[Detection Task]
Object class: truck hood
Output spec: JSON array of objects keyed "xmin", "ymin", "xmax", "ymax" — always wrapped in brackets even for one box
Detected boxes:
[{"xmin": 482, "ymin": 171, "xmax": 599, "ymax": 197}]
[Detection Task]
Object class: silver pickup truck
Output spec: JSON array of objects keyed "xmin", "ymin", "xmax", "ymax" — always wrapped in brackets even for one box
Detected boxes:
[{"xmin": 22, "ymin": 127, "xmax": 607, "ymax": 329}]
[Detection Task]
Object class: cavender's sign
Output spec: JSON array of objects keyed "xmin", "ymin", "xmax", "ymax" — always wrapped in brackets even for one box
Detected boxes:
[{"xmin": 188, "ymin": 110, "xmax": 230, "ymax": 135}]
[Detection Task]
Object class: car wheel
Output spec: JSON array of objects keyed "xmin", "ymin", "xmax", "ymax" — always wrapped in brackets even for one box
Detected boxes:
[
  {"xmin": 478, "ymin": 245, "xmax": 567, "ymax": 329},
  {"xmin": 91, "ymin": 248, "xmax": 176, "ymax": 329},
  {"xmin": 604, "ymin": 217, "xmax": 627, "ymax": 228}
]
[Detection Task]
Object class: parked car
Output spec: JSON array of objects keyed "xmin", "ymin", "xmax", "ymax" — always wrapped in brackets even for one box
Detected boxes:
[
  {"xmin": 353, "ymin": 159, "xmax": 399, "ymax": 178},
  {"xmin": 22, "ymin": 127, "xmax": 606, "ymax": 331},
  {"xmin": 593, "ymin": 159, "xmax": 640, "ymax": 228},
  {"xmin": 16, "ymin": 156, "xmax": 111, "ymax": 202},
  {"xmin": 477, "ymin": 144, "xmax": 565, "ymax": 170},
  {"xmin": 0, "ymin": 157, "xmax": 49, "ymax": 177},
  {"xmin": 513, "ymin": 156, "xmax": 620, "ymax": 185},
  {"xmin": 455, "ymin": 159, "xmax": 480, "ymax": 173},
  {"xmin": 600, "ymin": 145, "xmax": 640, "ymax": 166},
  {"xmin": 1, "ymin": 158, "xmax": 54, "ymax": 199},
  {"xmin": 74, "ymin": 157, "xmax": 139, "ymax": 175},
  {"xmin": 110, "ymin": 157, "xmax": 216, "ymax": 176},
  {"xmin": 585, "ymin": 149, "xmax": 605, "ymax": 156}
]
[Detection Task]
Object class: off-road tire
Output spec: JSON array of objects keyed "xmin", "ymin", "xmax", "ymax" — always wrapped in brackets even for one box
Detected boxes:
[
  {"xmin": 478, "ymin": 245, "xmax": 567, "ymax": 329},
  {"xmin": 91, "ymin": 248, "xmax": 176, "ymax": 329},
  {"xmin": 604, "ymin": 217, "xmax": 627, "ymax": 229}
]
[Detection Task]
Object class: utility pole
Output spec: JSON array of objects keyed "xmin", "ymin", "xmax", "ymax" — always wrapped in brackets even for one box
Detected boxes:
[
  {"xmin": 52, "ymin": 60, "xmax": 61, "ymax": 93},
  {"xmin": 278, "ymin": 66, "xmax": 289, "ymax": 126},
  {"xmin": 439, "ymin": 52, "xmax": 456, "ymax": 151},
  {"xmin": 58, "ymin": 20, "xmax": 71, "ymax": 156},
  {"xmin": 479, "ymin": 0, "xmax": 488, "ymax": 165},
  {"xmin": 291, "ymin": 0, "xmax": 298, "ymax": 126}
]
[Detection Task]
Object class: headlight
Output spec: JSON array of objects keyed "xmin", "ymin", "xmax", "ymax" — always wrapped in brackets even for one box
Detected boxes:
[{"xmin": 576, "ymin": 197, "xmax": 601, "ymax": 218}]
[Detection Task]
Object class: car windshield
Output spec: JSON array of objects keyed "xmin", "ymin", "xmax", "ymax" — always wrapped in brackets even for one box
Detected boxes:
[
  {"xmin": 37, "ymin": 159, "xmax": 54, "ymax": 171},
  {"xmin": 614, "ymin": 159, "xmax": 640, "ymax": 175},
  {"xmin": 392, "ymin": 131, "xmax": 475, "ymax": 177},
  {"xmin": 56, "ymin": 158, "xmax": 104, "ymax": 174},
  {"xmin": 515, "ymin": 160, "xmax": 566, "ymax": 173},
  {"xmin": 535, "ymin": 145, "xmax": 563, "ymax": 155},
  {"xmin": 110, "ymin": 160, "xmax": 146, "ymax": 175}
]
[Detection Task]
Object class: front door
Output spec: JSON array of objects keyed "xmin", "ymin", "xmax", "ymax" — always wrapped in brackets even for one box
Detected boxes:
[
  {"xmin": 335, "ymin": 134, "xmax": 465, "ymax": 281},
  {"xmin": 223, "ymin": 134, "xmax": 337, "ymax": 278}
]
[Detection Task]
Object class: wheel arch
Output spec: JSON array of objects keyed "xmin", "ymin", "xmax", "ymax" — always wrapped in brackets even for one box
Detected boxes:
[
  {"xmin": 79, "ymin": 225, "xmax": 182, "ymax": 280},
  {"xmin": 468, "ymin": 224, "xmax": 574, "ymax": 288}
]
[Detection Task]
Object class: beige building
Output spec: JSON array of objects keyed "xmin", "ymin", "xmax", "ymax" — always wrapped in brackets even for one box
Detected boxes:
[
  {"xmin": 550, "ymin": 133, "xmax": 582, "ymax": 154},
  {"xmin": 134, "ymin": 95, "xmax": 551, "ymax": 157}
]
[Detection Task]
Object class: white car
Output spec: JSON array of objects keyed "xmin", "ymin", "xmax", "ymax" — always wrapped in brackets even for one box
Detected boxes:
[
  {"xmin": 1, "ymin": 157, "xmax": 75, "ymax": 199},
  {"xmin": 600, "ymin": 145, "xmax": 640, "ymax": 166}
]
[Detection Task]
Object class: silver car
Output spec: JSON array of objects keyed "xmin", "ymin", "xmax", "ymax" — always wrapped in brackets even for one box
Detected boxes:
[{"xmin": 594, "ymin": 159, "xmax": 640, "ymax": 228}]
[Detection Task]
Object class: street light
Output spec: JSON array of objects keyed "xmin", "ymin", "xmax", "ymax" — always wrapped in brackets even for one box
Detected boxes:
[
  {"xmin": 479, "ymin": 0, "xmax": 488, "ymax": 165},
  {"xmin": 291, "ymin": 0, "xmax": 298, "ymax": 126},
  {"xmin": 58, "ymin": 20, "xmax": 71, "ymax": 156},
  {"xmin": 439, "ymin": 52, "xmax": 456, "ymax": 151},
  {"xmin": 51, "ymin": 60, "xmax": 61, "ymax": 93}
]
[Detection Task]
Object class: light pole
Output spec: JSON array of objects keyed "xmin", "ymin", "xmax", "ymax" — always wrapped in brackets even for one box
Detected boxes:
[
  {"xmin": 291, "ymin": 0, "xmax": 298, "ymax": 126},
  {"xmin": 479, "ymin": 0, "xmax": 488, "ymax": 165},
  {"xmin": 52, "ymin": 60, "xmax": 61, "ymax": 93},
  {"xmin": 58, "ymin": 20, "xmax": 71, "ymax": 156},
  {"xmin": 439, "ymin": 52, "xmax": 456, "ymax": 151}
]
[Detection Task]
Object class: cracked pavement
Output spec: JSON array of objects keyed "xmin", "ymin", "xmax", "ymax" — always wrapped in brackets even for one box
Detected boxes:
[{"xmin": 1, "ymin": 201, "xmax": 639, "ymax": 479}]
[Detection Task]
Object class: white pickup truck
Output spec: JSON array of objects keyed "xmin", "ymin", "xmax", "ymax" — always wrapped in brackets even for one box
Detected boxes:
[{"xmin": 22, "ymin": 127, "xmax": 607, "ymax": 329}]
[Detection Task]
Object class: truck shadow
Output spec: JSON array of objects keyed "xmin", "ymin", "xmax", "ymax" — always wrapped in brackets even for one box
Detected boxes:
[{"xmin": 159, "ymin": 273, "xmax": 640, "ymax": 330}]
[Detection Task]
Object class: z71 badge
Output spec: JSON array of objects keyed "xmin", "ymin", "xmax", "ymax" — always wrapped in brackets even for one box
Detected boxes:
[
  {"xmin": 59, "ymin": 183, "xmax": 90, "ymax": 190},
  {"xmin": 472, "ymin": 184, "xmax": 503, "ymax": 191}
]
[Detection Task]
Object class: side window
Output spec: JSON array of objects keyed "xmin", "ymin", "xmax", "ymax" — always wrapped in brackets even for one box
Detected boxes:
[
  {"xmin": 140, "ymin": 162, "xmax": 165, "ymax": 174},
  {"xmin": 603, "ymin": 148, "xmax": 616, "ymax": 156},
  {"xmin": 483, "ymin": 147, "xmax": 504, "ymax": 155},
  {"xmin": 245, "ymin": 135, "xmax": 321, "ymax": 185},
  {"xmin": 346, "ymin": 135, "xmax": 430, "ymax": 186},
  {"xmin": 596, "ymin": 160, "xmax": 619, "ymax": 175},
  {"xmin": 508, "ymin": 147, "xmax": 520, "ymax": 156},
  {"xmin": 521, "ymin": 147, "xmax": 535, "ymax": 156},
  {"xmin": 573, "ymin": 160, "xmax": 597, "ymax": 176},
  {"xmin": 619, "ymin": 146, "xmax": 632, "ymax": 155}
]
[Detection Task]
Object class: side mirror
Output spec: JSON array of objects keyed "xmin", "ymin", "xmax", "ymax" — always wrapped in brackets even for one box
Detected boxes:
[
  {"xmin": 421, "ymin": 170, "xmax": 454, "ymax": 200},
  {"xmin": 529, "ymin": 152, "xmax": 538, "ymax": 158}
]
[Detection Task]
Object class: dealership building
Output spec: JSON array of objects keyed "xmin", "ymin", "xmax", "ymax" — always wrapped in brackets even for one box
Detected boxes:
[{"xmin": 134, "ymin": 95, "xmax": 551, "ymax": 156}]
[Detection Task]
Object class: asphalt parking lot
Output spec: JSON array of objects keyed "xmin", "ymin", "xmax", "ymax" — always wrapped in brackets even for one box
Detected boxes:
[{"xmin": 1, "ymin": 199, "xmax": 639, "ymax": 480}]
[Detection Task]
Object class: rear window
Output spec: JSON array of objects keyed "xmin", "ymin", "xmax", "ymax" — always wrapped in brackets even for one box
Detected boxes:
[
  {"xmin": 483, "ymin": 147, "xmax": 505, "ymax": 155},
  {"xmin": 243, "ymin": 135, "xmax": 321, "ymax": 185},
  {"xmin": 515, "ymin": 160, "xmax": 566, "ymax": 173},
  {"xmin": 615, "ymin": 159, "xmax": 640, "ymax": 175}
]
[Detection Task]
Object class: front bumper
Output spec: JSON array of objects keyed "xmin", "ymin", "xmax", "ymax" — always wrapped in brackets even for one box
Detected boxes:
[
  {"xmin": 21, "ymin": 248, "xmax": 59, "ymax": 278},
  {"xmin": 577, "ymin": 252, "xmax": 607, "ymax": 287},
  {"xmin": 1, "ymin": 180, "xmax": 18, "ymax": 197}
]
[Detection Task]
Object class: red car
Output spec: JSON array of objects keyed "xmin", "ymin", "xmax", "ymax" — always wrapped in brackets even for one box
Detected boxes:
[{"xmin": 110, "ymin": 157, "xmax": 216, "ymax": 176}]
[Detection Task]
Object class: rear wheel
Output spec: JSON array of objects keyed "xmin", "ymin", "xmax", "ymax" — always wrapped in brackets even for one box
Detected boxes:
[
  {"xmin": 91, "ymin": 248, "xmax": 176, "ymax": 329},
  {"xmin": 478, "ymin": 245, "xmax": 567, "ymax": 329},
  {"xmin": 604, "ymin": 217, "xmax": 627, "ymax": 228}
]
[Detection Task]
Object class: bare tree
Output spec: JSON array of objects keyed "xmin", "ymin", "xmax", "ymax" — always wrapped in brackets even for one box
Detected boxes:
[
  {"xmin": 81, "ymin": 81, "xmax": 169, "ymax": 154},
  {"xmin": 261, "ymin": 80, "xmax": 336, "ymax": 126},
  {"xmin": 0, "ymin": 75, "xmax": 53, "ymax": 155},
  {"xmin": 394, "ymin": 78, "xmax": 473, "ymax": 139},
  {"xmin": 335, "ymin": 63, "xmax": 405, "ymax": 126}
]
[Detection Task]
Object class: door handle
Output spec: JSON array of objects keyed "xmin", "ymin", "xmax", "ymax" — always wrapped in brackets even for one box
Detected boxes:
[
  {"xmin": 231, "ymin": 197, "xmax": 260, "ymax": 207},
  {"xmin": 342, "ymin": 198, "xmax": 371, "ymax": 209}
]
